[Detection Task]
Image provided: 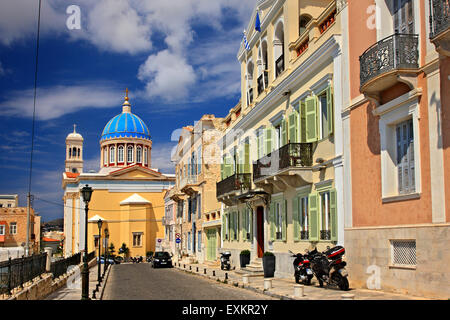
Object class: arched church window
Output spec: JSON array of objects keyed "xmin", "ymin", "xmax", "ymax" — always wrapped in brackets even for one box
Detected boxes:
[
  {"xmin": 136, "ymin": 146, "xmax": 142, "ymax": 163},
  {"xmin": 77, "ymin": 148, "xmax": 80, "ymax": 158},
  {"xmin": 72, "ymin": 168, "xmax": 78, "ymax": 173},
  {"xmin": 69, "ymin": 148, "xmax": 72, "ymax": 158},
  {"xmin": 110, "ymin": 146, "xmax": 115, "ymax": 163},
  {"xmin": 73, "ymin": 147, "xmax": 77, "ymax": 158},
  {"xmin": 118, "ymin": 145, "xmax": 124, "ymax": 162},
  {"xmin": 144, "ymin": 147, "xmax": 148, "ymax": 165},
  {"xmin": 127, "ymin": 146, "xmax": 134, "ymax": 163},
  {"xmin": 103, "ymin": 148, "xmax": 108, "ymax": 165}
]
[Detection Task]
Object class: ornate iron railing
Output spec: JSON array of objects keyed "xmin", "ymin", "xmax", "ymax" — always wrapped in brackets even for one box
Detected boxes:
[
  {"xmin": 275, "ymin": 55, "xmax": 284, "ymax": 77},
  {"xmin": 216, "ymin": 173, "xmax": 251, "ymax": 198},
  {"xmin": 0, "ymin": 253, "xmax": 47, "ymax": 295},
  {"xmin": 253, "ymin": 143, "xmax": 313, "ymax": 181},
  {"xmin": 429, "ymin": 0, "xmax": 449, "ymax": 38},
  {"xmin": 50, "ymin": 252, "xmax": 81, "ymax": 279},
  {"xmin": 359, "ymin": 33, "xmax": 419, "ymax": 88},
  {"xmin": 320, "ymin": 230, "xmax": 331, "ymax": 241}
]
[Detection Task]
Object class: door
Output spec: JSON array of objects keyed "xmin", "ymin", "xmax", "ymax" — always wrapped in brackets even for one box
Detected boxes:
[
  {"xmin": 256, "ymin": 206, "xmax": 264, "ymax": 258},
  {"xmin": 206, "ymin": 229, "xmax": 217, "ymax": 261}
]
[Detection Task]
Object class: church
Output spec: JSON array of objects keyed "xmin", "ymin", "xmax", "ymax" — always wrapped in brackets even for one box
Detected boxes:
[{"xmin": 62, "ymin": 90, "xmax": 175, "ymax": 258}]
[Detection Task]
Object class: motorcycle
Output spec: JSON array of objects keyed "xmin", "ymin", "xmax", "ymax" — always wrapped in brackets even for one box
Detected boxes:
[
  {"xmin": 220, "ymin": 251, "xmax": 231, "ymax": 270},
  {"xmin": 289, "ymin": 250, "xmax": 314, "ymax": 285},
  {"xmin": 307, "ymin": 246, "xmax": 349, "ymax": 291}
]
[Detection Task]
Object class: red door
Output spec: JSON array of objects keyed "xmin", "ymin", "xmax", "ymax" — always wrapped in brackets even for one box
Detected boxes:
[{"xmin": 257, "ymin": 206, "xmax": 264, "ymax": 258}]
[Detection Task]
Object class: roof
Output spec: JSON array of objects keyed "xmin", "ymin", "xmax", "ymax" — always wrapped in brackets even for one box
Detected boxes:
[
  {"xmin": 65, "ymin": 172, "xmax": 80, "ymax": 178},
  {"xmin": 88, "ymin": 214, "xmax": 106, "ymax": 222},
  {"xmin": 120, "ymin": 193, "xmax": 151, "ymax": 205},
  {"xmin": 42, "ymin": 237, "xmax": 60, "ymax": 242}
]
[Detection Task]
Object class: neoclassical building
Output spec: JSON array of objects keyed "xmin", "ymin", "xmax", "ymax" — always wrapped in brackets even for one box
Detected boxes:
[{"xmin": 62, "ymin": 91, "xmax": 175, "ymax": 258}]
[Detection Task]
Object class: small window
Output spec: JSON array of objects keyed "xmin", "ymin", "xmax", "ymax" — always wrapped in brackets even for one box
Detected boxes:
[
  {"xmin": 10, "ymin": 222, "xmax": 17, "ymax": 235},
  {"xmin": 319, "ymin": 93, "xmax": 329, "ymax": 139},
  {"xmin": 299, "ymin": 15, "xmax": 312, "ymax": 35},
  {"xmin": 320, "ymin": 191, "xmax": 331, "ymax": 240},
  {"xmin": 197, "ymin": 231, "xmax": 202, "ymax": 252},
  {"xmin": 118, "ymin": 146, "xmax": 124, "ymax": 162},
  {"xmin": 127, "ymin": 146, "xmax": 134, "ymax": 163},
  {"xmin": 396, "ymin": 119, "xmax": 415, "ymax": 194},
  {"xmin": 72, "ymin": 168, "xmax": 78, "ymax": 173},
  {"xmin": 144, "ymin": 147, "xmax": 148, "ymax": 165},
  {"xmin": 275, "ymin": 202, "xmax": 283, "ymax": 240},
  {"xmin": 297, "ymin": 196, "xmax": 309, "ymax": 240},
  {"xmin": 391, "ymin": 240, "xmax": 416, "ymax": 267},
  {"xmin": 136, "ymin": 146, "xmax": 142, "ymax": 163},
  {"xmin": 110, "ymin": 146, "xmax": 115, "ymax": 163},
  {"xmin": 0, "ymin": 225, "xmax": 5, "ymax": 235},
  {"xmin": 103, "ymin": 148, "xmax": 108, "ymax": 165},
  {"xmin": 94, "ymin": 235, "xmax": 100, "ymax": 248},
  {"xmin": 133, "ymin": 233, "xmax": 142, "ymax": 247}
]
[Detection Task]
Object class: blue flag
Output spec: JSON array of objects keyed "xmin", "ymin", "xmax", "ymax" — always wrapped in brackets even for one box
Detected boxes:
[{"xmin": 255, "ymin": 11, "xmax": 261, "ymax": 32}]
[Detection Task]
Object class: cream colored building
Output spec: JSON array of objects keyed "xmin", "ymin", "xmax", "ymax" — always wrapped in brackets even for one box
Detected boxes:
[
  {"xmin": 217, "ymin": 0, "xmax": 346, "ymax": 277},
  {"xmin": 0, "ymin": 195, "xmax": 19, "ymax": 208}
]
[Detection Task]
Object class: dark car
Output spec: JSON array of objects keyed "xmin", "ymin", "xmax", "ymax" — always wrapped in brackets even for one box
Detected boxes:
[{"xmin": 151, "ymin": 251, "xmax": 173, "ymax": 268}]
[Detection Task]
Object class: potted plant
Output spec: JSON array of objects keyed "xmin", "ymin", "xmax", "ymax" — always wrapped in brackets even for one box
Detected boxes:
[
  {"xmin": 239, "ymin": 250, "xmax": 251, "ymax": 268},
  {"xmin": 262, "ymin": 251, "xmax": 275, "ymax": 278}
]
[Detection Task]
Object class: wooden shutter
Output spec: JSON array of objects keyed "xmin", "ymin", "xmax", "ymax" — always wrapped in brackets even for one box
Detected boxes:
[
  {"xmin": 292, "ymin": 196, "xmax": 299, "ymax": 241},
  {"xmin": 329, "ymin": 189, "xmax": 338, "ymax": 241},
  {"xmin": 230, "ymin": 211, "xmax": 234, "ymax": 241},
  {"xmin": 299, "ymin": 101, "xmax": 307, "ymax": 143},
  {"xmin": 269, "ymin": 202, "xmax": 275, "ymax": 241},
  {"xmin": 222, "ymin": 212, "xmax": 226, "ymax": 240},
  {"xmin": 249, "ymin": 208, "xmax": 253, "ymax": 242},
  {"xmin": 237, "ymin": 145, "xmax": 243, "ymax": 174},
  {"xmin": 308, "ymin": 193, "xmax": 319, "ymax": 241},
  {"xmin": 244, "ymin": 142, "xmax": 250, "ymax": 173},
  {"xmin": 305, "ymin": 96, "xmax": 318, "ymax": 142},
  {"xmin": 281, "ymin": 118, "xmax": 287, "ymax": 146},
  {"xmin": 237, "ymin": 211, "xmax": 240, "ymax": 241},
  {"xmin": 326, "ymin": 86, "xmax": 334, "ymax": 135},
  {"xmin": 242, "ymin": 209, "xmax": 247, "ymax": 242},
  {"xmin": 265, "ymin": 126, "xmax": 273, "ymax": 155},
  {"xmin": 288, "ymin": 111, "xmax": 299, "ymax": 143},
  {"xmin": 282, "ymin": 199, "xmax": 287, "ymax": 241}
]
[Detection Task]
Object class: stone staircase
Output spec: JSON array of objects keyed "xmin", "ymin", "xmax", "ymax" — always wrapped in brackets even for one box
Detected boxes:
[{"xmin": 235, "ymin": 258, "xmax": 264, "ymax": 277}]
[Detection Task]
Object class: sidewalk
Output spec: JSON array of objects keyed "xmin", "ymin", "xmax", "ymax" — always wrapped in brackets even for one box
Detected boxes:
[
  {"xmin": 45, "ymin": 263, "xmax": 110, "ymax": 300},
  {"xmin": 173, "ymin": 261, "xmax": 428, "ymax": 300}
]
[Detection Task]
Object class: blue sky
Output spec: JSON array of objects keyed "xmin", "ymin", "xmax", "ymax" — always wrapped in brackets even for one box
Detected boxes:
[{"xmin": 0, "ymin": 0, "xmax": 256, "ymax": 222}]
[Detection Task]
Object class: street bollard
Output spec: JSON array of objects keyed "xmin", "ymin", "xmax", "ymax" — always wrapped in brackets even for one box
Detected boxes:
[
  {"xmin": 242, "ymin": 274, "xmax": 249, "ymax": 285},
  {"xmin": 196, "ymin": 267, "xmax": 199, "ymax": 272},
  {"xmin": 225, "ymin": 273, "xmax": 228, "ymax": 280},
  {"xmin": 184, "ymin": 264, "xmax": 186, "ymax": 268},
  {"xmin": 264, "ymin": 278, "xmax": 272, "ymax": 290},
  {"xmin": 341, "ymin": 293, "xmax": 355, "ymax": 300},
  {"xmin": 212, "ymin": 270, "xmax": 216, "ymax": 277},
  {"xmin": 189, "ymin": 266, "xmax": 192, "ymax": 270},
  {"xmin": 204, "ymin": 268, "xmax": 206, "ymax": 274},
  {"xmin": 294, "ymin": 284, "xmax": 304, "ymax": 297}
]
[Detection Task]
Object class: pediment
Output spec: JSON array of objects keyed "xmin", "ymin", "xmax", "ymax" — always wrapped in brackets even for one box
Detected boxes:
[{"xmin": 109, "ymin": 165, "xmax": 167, "ymax": 180}]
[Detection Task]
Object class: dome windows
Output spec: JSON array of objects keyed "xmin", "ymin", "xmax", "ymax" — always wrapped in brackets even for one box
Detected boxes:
[
  {"xmin": 127, "ymin": 145, "xmax": 134, "ymax": 163},
  {"xmin": 118, "ymin": 145, "xmax": 124, "ymax": 163},
  {"xmin": 136, "ymin": 146, "xmax": 142, "ymax": 163}
]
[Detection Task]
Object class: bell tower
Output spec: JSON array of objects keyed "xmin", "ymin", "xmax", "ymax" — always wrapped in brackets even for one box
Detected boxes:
[{"xmin": 65, "ymin": 124, "xmax": 84, "ymax": 174}]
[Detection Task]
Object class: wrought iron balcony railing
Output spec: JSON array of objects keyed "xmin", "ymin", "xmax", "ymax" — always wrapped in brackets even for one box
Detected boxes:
[
  {"xmin": 275, "ymin": 54, "xmax": 284, "ymax": 78},
  {"xmin": 216, "ymin": 173, "xmax": 251, "ymax": 198},
  {"xmin": 429, "ymin": 0, "xmax": 449, "ymax": 39},
  {"xmin": 359, "ymin": 33, "xmax": 419, "ymax": 88},
  {"xmin": 253, "ymin": 143, "xmax": 313, "ymax": 181}
]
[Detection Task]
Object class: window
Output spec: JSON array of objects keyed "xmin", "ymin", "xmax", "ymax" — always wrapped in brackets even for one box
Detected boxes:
[
  {"xmin": 224, "ymin": 213, "xmax": 229, "ymax": 240},
  {"xmin": 397, "ymin": 119, "xmax": 415, "ymax": 194},
  {"xmin": 257, "ymin": 129, "xmax": 264, "ymax": 159},
  {"xmin": 197, "ymin": 194, "xmax": 202, "ymax": 219},
  {"xmin": 275, "ymin": 124, "xmax": 282, "ymax": 150},
  {"xmin": 197, "ymin": 231, "xmax": 202, "ymax": 252},
  {"xmin": 197, "ymin": 146, "xmax": 202, "ymax": 174},
  {"xmin": 274, "ymin": 21, "xmax": 285, "ymax": 78},
  {"xmin": 103, "ymin": 148, "xmax": 108, "ymax": 165},
  {"xmin": 127, "ymin": 145, "xmax": 134, "ymax": 163},
  {"xmin": 275, "ymin": 202, "xmax": 282, "ymax": 240},
  {"xmin": 94, "ymin": 235, "xmax": 99, "ymax": 248},
  {"xmin": 391, "ymin": 240, "xmax": 416, "ymax": 267},
  {"xmin": 69, "ymin": 148, "xmax": 72, "ymax": 158},
  {"xmin": 319, "ymin": 93, "xmax": 329, "ymax": 139},
  {"xmin": 0, "ymin": 225, "xmax": 5, "ymax": 235},
  {"xmin": 136, "ymin": 146, "xmax": 142, "ymax": 163},
  {"xmin": 144, "ymin": 147, "xmax": 148, "ymax": 165},
  {"xmin": 188, "ymin": 232, "xmax": 191, "ymax": 250},
  {"xmin": 10, "ymin": 222, "xmax": 17, "ymax": 235},
  {"xmin": 319, "ymin": 192, "xmax": 331, "ymax": 240},
  {"xmin": 118, "ymin": 146, "xmax": 124, "ymax": 162},
  {"xmin": 299, "ymin": 14, "xmax": 312, "ymax": 35},
  {"xmin": 133, "ymin": 233, "xmax": 142, "ymax": 247},
  {"xmin": 72, "ymin": 168, "xmax": 78, "ymax": 173},
  {"xmin": 110, "ymin": 146, "xmax": 115, "ymax": 163},
  {"xmin": 0, "ymin": 204, "xmax": 2, "ymax": 208},
  {"xmin": 393, "ymin": 0, "xmax": 414, "ymax": 34},
  {"xmin": 294, "ymin": 195, "xmax": 309, "ymax": 240},
  {"xmin": 270, "ymin": 199, "xmax": 285, "ymax": 241},
  {"xmin": 73, "ymin": 147, "xmax": 77, "ymax": 158}
]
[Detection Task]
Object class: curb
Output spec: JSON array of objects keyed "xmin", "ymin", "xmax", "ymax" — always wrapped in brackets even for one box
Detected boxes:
[{"xmin": 99, "ymin": 264, "xmax": 112, "ymax": 300}]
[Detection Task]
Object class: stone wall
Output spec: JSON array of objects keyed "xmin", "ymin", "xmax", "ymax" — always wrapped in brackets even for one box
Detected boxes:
[{"xmin": 345, "ymin": 224, "xmax": 450, "ymax": 299}]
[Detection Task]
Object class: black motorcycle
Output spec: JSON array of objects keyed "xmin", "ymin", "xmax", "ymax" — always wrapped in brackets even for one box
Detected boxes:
[
  {"xmin": 307, "ymin": 246, "xmax": 349, "ymax": 291},
  {"xmin": 289, "ymin": 250, "xmax": 314, "ymax": 285},
  {"xmin": 220, "ymin": 251, "xmax": 231, "ymax": 270}
]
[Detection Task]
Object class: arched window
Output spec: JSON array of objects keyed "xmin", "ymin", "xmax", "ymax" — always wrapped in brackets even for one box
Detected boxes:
[
  {"xmin": 118, "ymin": 145, "xmax": 124, "ymax": 162},
  {"xmin": 69, "ymin": 148, "xmax": 72, "ymax": 158},
  {"xmin": 274, "ymin": 21, "xmax": 285, "ymax": 78},
  {"xmin": 110, "ymin": 146, "xmax": 115, "ymax": 163},
  {"xmin": 103, "ymin": 148, "xmax": 108, "ymax": 165},
  {"xmin": 72, "ymin": 168, "xmax": 78, "ymax": 173},
  {"xmin": 127, "ymin": 145, "xmax": 134, "ymax": 163},
  {"xmin": 257, "ymin": 41, "xmax": 268, "ymax": 94},
  {"xmin": 299, "ymin": 14, "xmax": 312, "ymax": 36},
  {"xmin": 136, "ymin": 146, "xmax": 142, "ymax": 163},
  {"xmin": 73, "ymin": 147, "xmax": 77, "ymax": 158},
  {"xmin": 77, "ymin": 148, "xmax": 80, "ymax": 158},
  {"xmin": 246, "ymin": 60, "xmax": 254, "ymax": 105},
  {"xmin": 144, "ymin": 147, "xmax": 148, "ymax": 165}
]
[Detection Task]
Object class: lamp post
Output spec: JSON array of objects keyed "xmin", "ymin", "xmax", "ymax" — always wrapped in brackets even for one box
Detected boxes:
[
  {"xmin": 103, "ymin": 228, "xmax": 109, "ymax": 277},
  {"xmin": 97, "ymin": 219, "xmax": 102, "ymax": 283},
  {"xmin": 80, "ymin": 184, "xmax": 93, "ymax": 300}
]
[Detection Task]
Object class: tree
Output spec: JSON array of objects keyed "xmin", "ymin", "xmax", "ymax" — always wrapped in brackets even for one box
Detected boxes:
[
  {"xmin": 119, "ymin": 243, "xmax": 129, "ymax": 259},
  {"xmin": 108, "ymin": 243, "xmax": 115, "ymax": 256}
]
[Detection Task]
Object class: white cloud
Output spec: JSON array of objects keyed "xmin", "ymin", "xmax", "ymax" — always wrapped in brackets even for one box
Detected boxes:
[
  {"xmin": 150, "ymin": 142, "xmax": 177, "ymax": 174},
  {"xmin": 0, "ymin": 84, "xmax": 122, "ymax": 120}
]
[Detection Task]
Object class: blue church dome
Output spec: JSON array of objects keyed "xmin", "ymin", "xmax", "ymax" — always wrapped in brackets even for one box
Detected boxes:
[{"xmin": 101, "ymin": 96, "xmax": 151, "ymax": 141}]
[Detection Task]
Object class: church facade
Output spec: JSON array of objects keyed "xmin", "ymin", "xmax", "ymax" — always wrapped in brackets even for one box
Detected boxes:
[{"xmin": 62, "ymin": 91, "xmax": 175, "ymax": 258}]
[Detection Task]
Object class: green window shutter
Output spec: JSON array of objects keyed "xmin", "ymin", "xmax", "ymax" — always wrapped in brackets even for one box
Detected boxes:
[
  {"xmin": 292, "ymin": 196, "xmax": 300, "ymax": 242},
  {"xmin": 237, "ymin": 211, "xmax": 240, "ymax": 241},
  {"xmin": 308, "ymin": 193, "xmax": 319, "ymax": 241},
  {"xmin": 265, "ymin": 126, "xmax": 273, "ymax": 155},
  {"xmin": 300, "ymin": 101, "xmax": 307, "ymax": 143},
  {"xmin": 237, "ymin": 145, "xmax": 243, "ymax": 174},
  {"xmin": 326, "ymin": 86, "xmax": 334, "ymax": 135},
  {"xmin": 249, "ymin": 208, "xmax": 253, "ymax": 242},
  {"xmin": 242, "ymin": 209, "xmax": 246, "ymax": 242},
  {"xmin": 330, "ymin": 188, "xmax": 338, "ymax": 241},
  {"xmin": 221, "ymin": 156, "xmax": 224, "ymax": 180},
  {"xmin": 244, "ymin": 142, "xmax": 250, "ymax": 173},
  {"xmin": 282, "ymin": 200, "xmax": 287, "ymax": 242},
  {"xmin": 230, "ymin": 212, "xmax": 234, "ymax": 241},
  {"xmin": 288, "ymin": 111, "xmax": 299, "ymax": 143},
  {"xmin": 281, "ymin": 118, "xmax": 287, "ymax": 146},
  {"xmin": 305, "ymin": 96, "xmax": 318, "ymax": 142},
  {"xmin": 269, "ymin": 202, "xmax": 275, "ymax": 241}
]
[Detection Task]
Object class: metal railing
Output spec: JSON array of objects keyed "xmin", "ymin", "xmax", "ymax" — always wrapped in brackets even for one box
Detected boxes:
[
  {"xmin": 50, "ymin": 252, "xmax": 81, "ymax": 279},
  {"xmin": 253, "ymin": 143, "xmax": 313, "ymax": 181},
  {"xmin": 429, "ymin": 0, "xmax": 449, "ymax": 38},
  {"xmin": 216, "ymin": 173, "xmax": 251, "ymax": 198},
  {"xmin": 0, "ymin": 253, "xmax": 47, "ymax": 295},
  {"xmin": 359, "ymin": 33, "xmax": 419, "ymax": 88}
]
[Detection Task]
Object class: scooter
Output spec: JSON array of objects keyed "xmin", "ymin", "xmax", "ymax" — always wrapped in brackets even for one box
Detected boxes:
[
  {"xmin": 307, "ymin": 246, "xmax": 349, "ymax": 291},
  {"xmin": 289, "ymin": 250, "xmax": 314, "ymax": 285},
  {"xmin": 220, "ymin": 251, "xmax": 231, "ymax": 270}
]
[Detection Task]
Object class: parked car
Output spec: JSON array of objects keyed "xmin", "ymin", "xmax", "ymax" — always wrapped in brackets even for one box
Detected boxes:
[
  {"xmin": 151, "ymin": 251, "xmax": 173, "ymax": 268},
  {"xmin": 97, "ymin": 256, "xmax": 115, "ymax": 264}
]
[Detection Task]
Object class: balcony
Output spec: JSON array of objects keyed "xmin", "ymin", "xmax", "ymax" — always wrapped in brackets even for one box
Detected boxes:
[
  {"xmin": 179, "ymin": 175, "xmax": 199, "ymax": 195},
  {"xmin": 429, "ymin": 0, "xmax": 450, "ymax": 56},
  {"xmin": 275, "ymin": 54, "xmax": 284, "ymax": 78},
  {"xmin": 216, "ymin": 173, "xmax": 251, "ymax": 199},
  {"xmin": 359, "ymin": 34, "xmax": 419, "ymax": 97},
  {"xmin": 253, "ymin": 143, "xmax": 313, "ymax": 193}
]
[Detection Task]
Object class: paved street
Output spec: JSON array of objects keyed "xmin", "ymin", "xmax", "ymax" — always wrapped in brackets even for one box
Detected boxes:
[{"xmin": 102, "ymin": 263, "xmax": 275, "ymax": 300}]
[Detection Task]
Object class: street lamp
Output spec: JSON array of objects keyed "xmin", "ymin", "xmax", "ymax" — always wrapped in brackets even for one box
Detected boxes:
[
  {"xmin": 103, "ymin": 228, "xmax": 109, "ymax": 277},
  {"xmin": 97, "ymin": 219, "xmax": 103, "ymax": 283},
  {"xmin": 80, "ymin": 184, "xmax": 93, "ymax": 300}
]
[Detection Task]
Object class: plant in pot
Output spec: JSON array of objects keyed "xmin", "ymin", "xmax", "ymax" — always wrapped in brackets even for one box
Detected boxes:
[
  {"xmin": 262, "ymin": 251, "xmax": 275, "ymax": 278},
  {"xmin": 239, "ymin": 250, "xmax": 251, "ymax": 268}
]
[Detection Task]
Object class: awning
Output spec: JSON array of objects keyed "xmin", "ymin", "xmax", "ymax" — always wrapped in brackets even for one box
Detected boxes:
[{"xmin": 0, "ymin": 221, "xmax": 6, "ymax": 225}]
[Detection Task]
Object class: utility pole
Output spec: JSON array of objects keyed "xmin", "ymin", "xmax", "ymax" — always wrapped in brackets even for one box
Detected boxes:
[{"xmin": 25, "ymin": 193, "xmax": 31, "ymax": 256}]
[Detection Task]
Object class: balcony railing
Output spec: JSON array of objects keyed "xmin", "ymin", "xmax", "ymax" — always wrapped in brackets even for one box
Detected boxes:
[
  {"xmin": 275, "ymin": 54, "xmax": 284, "ymax": 78},
  {"xmin": 429, "ymin": 0, "xmax": 449, "ymax": 39},
  {"xmin": 179, "ymin": 175, "xmax": 197, "ymax": 190},
  {"xmin": 216, "ymin": 173, "xmax": 251, "ymax": 198},
  {"xmin": 359, "ymin": 33, "xmax": 419, "ymax": 88},
  {"xmin": 253, "ymin": 143, "xmax": 313, "ymax": 181}
]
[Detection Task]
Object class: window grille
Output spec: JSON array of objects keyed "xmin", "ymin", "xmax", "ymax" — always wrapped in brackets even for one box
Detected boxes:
[{"xmin": 391, "ymin": 240, "xmax": 416, "ymax": 266}]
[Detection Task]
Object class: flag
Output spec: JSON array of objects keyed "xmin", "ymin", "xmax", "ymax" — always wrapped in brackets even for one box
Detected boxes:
[
  {"xmin": 255, "ymin": 11, "xmax": 261, "ymax": 32},
  {"xmin": 243, "ymin": 32, "xmax": 250, "ymax": 51}
]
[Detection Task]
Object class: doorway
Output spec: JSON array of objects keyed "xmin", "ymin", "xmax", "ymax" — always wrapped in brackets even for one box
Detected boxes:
[{"xmin": 256, "ymin": 206, "xmax": 264, "ymax": 258}]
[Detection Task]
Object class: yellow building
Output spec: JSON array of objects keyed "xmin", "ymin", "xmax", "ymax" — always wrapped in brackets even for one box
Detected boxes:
[{"xmin": 62, "ymin": 91, "xmax": 175, "ymax": 258}]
